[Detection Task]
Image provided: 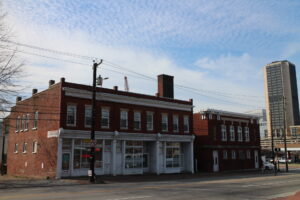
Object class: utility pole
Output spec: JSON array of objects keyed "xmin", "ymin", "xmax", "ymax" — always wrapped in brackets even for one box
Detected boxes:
[
  {"xmin": 268, "ymin": 96, "xmax": 276, "ymax": 175},
  {"xmin": 283, "ymin": 96, "xmax": 289, "ymax": 172},
  {"xmin": 89, "ymin": 59, "xmax": 102, "ymax": 183}
]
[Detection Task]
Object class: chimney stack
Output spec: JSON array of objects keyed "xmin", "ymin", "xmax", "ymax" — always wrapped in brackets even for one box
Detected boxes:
[
  {"xmin": 157, "ymin": 74, "xmax": 174, "ymax": 98},
  {"xmin": 49, "ymin": 80, "xmax": 55, "ymax": 87},
  {"xmin": 113, "ymin": 86, "xmax": 118, "ymax": 91},
  {"xmin": 32, "ymin": 89, "xmax": 38, "ymax": 95},
  {"xmin": 16, "ymin": 96, "xmax": 22, "ymax": 102}
]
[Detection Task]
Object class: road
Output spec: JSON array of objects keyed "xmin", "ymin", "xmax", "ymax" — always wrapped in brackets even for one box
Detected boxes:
[{"xmin": 0, "ymin": 171, "xmax": 300, "ymax": 200}]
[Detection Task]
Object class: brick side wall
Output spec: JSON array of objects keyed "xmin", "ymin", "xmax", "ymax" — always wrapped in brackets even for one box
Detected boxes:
[{"xmin": 7, "ymin": 83, "xmax": 61, "ymax": 177}]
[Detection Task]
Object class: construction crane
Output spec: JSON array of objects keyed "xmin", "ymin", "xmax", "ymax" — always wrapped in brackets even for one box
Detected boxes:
[{"xmin": 124, "ymin": 76, "xmax": 129, "ymax": 92}]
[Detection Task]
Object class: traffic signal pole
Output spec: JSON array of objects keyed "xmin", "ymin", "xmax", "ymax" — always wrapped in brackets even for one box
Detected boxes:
[{"xmin": 89, "ymin": 60, "xmax": 102, "ymax": 183}]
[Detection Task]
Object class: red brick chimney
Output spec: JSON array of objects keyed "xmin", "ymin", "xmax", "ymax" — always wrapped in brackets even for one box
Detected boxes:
[{"xmin": 157, "ymin": 74, "xmax": 174, "ymax": 98}]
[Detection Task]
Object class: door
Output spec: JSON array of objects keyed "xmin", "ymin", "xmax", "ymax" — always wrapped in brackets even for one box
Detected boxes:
[
  {"xmin": 254, "ymin": 150, "xmax": 259, "ymax": 169},
  {"xmin": 61, "ymin": 152, "xmax": 71, "ymax": 176},
  {"xmin": 213, "ymin": 150, "xmax": 219, "ymax": 172}
]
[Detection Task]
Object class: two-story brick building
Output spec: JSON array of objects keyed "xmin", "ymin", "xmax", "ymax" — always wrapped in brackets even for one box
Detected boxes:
[
  {"xmin": 7, "ymin": 74, "xmax": 194, "ymax": 178},
  {"xmin": 193, "ymin": 109, "xmax": 261, "ymax": 172}
]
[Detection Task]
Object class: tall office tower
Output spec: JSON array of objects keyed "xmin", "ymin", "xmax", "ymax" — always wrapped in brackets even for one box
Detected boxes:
[{"xmin": 264, "ymin": 60, "xmax": 300, "ymax": 138}]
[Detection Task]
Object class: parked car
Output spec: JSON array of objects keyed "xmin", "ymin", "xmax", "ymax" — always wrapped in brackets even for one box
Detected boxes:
[
  {"xmin": 263, "ymin": 162, "xmax": 275, "ymax": 170},
  {"xmin": 278, "ymin": 158, "xmax": 292, "ymax": 163}
]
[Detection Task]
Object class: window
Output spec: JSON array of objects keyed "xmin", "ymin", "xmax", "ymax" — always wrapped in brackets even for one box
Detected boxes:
[
  {"xmin": 231, "ymin": 150, "xmax": 236, "ymax": 159},
  {"xmin": 166, "ymin": 142, "xmax": 181, "ymax": 168},
  {"xmin": 161, "ymin": 114, "xmax": 168, "ymax": 132},
  {"xmin": 173, "ymin": 115, "xmax": 179, "ymax": 132},
  {"xmin": 33, "ymin": 111, "xmax": 38, "ymax": 129},
  {"xmin": 32, "ymin": 141, "xmax": 38, "ymax": 153},
  {"xmin": 146, "ymin": 112, "xmax": 153, "ymax": 131},
  {"xmin": 74, "ymin": 139, "xmax": 103, "ymax": 169},
  {"xmin": 25, "ymin": 114, "xmax": 29, "ymax": 130},
  {"xmin": 245, "ymin": 127, "xmax": 250, "ymax": 142},
  {"xmin": 21, "ymin": 115, "xmax": 25, "ymax": 131},
  {"xmin": 238, "ymin": 126, "xmax": 243, "ymax": 142},
  {"xmin": 125, "ymin": 141, "xmax": 143, "ymax": 169},
  {"xmin": 120, "ymin": 110, "xmax": 128, "ymax": 129},
  {"xmin": 221, "ymin": 125, "xmax": 227, "ymax": 141},
  {"xmin": 184, "ymin": 116, "xmax": 190, "ymax": 133},
  {"xmin": 84, "ymin": 106, "xmax": 92, "ymax": 127},
  {"xmin": 201, "ymin": 114, "xmax": 206, "ymax": 120},
  {"xmin": 66, "ymin": 105, "xmax": 76, "ymax": 126},
  {"xmin": 134, "ymin": 111, "xmax": 141, "ymax": 130},
  {"xmin": 223, "ymin": 150, "xmax": 228, "ymax": 159},
  {"xmin": 23, "ymin": 142, "xmax": 27, "ymax": 153},
  {"xmin": 230, "ymin": 125, "xmax": 235, "ymax": 141},
  {"xmin": 14, "ymin": 143, "xmax": 18, "ymax": 153},
  {"xmin": 101, "ymin": 108, "xmax": 110, "ymax": 128},
  {"xmin": 217, "ymin": 115, "xmax": 221, "ymax": 120},
  {"xmin": 16, "ymin": 116, "xmax": 20, "ymax": 132},
  {"xmin": 208, "ymin": 113, "xmax": 212, "ymax": 119},
  {"xmin": 246, "ymin": 150, "xmax": 251, "ymax": 159}
]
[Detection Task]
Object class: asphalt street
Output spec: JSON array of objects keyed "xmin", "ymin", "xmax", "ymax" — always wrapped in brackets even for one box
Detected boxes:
[{"xmin": 0, "ymin": 171, "xmax": 300, "ymax": 200}]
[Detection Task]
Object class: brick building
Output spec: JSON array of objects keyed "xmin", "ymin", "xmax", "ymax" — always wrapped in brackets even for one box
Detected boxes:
[
  {"xmin": 193, "ymin": 109, "xmax": 261, "ymax": 172},
  {"xmin": 7, "ymin": 74, "xmax": 194, "ymax": 178}
]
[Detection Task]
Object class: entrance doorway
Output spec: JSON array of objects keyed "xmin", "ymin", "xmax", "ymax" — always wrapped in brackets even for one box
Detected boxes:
[{"xmin": 213, "ymin": 150, "xmax": 219, "ymax": 172}]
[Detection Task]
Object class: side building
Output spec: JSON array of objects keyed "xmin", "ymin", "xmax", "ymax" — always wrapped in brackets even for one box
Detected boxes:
[
  {"xmin": 194, "ymin": 109, "xmax": 261, "ymax": 172},
  {"xmin": 7, "ymin": 74, "xmax": 194, "ymax": 178}
]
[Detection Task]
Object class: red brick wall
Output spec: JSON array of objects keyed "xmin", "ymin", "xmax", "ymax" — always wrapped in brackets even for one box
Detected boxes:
[{"xmin": 7, "ymin": 83, "xmax": 61, "ymax": 177}]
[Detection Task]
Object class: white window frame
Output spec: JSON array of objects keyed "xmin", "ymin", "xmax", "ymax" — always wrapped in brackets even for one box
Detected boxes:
[
  {"xmin": 120, "ymin": 109, "xmax": 128, "ymax": 130},
  {"xmin": 208, "ymin": 113, "xmax": 212, "ymax": 119},
  {"xmin": 184, "ymin": 115, "xmax": 190, "ymax": 133},
  {"xmin": 84, "ymin": 105, "xmax": 92, "ymax": 128},
  {"xmin": 33, "ymin": 111, "xmax": 38, "ymax": 129},
  {"xmin": 230, "ymin": 125, "xmax": 235, "ymax": 141},
  {"xmin": 133, "ymin": 111, "xmax": 141, "ymax": 130},
  {"xmin": 66, "ymin": 105, "xmax": 76, "ymax": 127},
  {"xmin": 221, "ymin": 125, "xmax": 227, "ymax": 141},
  {"xmin": 21, "ymin": 115, "xmax": 25, "ymax": 131},
  {"xmin": 23, "ymin": 142, "xmax": 27, "ymax": 153},
  {"xmin": 201, "ymin": 114, "xmax": 206, "ymax": 120},
  {"xmin": 146, "ymin": 111, "xmax": 154, "ymax": 131},
  {"xmin": 25, "ymin": 114, "xmax": 29, "ymax": 131},
  {"xmin": 14, "ymin": 143, "xmax": 18, "ymax": 153},
  {"xmin": 161, "ymin": 113, "xmax": 168, "ymax": 132},
  {"xmin": 173, "ymin": 115, "xmax": 179, "ymax": 133},
  {"xmin": 16, "ymin": 116, "xmax": 20, "ymax": 132},
  {"xmin": 32, "ymin": 141, "xmax": 38, "ymax": 153},
  {"xmin": 101, "ymin": 107, "xmax": 110, "ymax": 128},
  {"xmin": 238, "ymin": 126, "xmax": 243, "ymax": 142},
  {"xmin": 231, "ymin": 150, "xmax": 236, "ymax": 159},
  {"xmin": 245, "ymin": 127, "xmax": 250, "ymax": 142}
]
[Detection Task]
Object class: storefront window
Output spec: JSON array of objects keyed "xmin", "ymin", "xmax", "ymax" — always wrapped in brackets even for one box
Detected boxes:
[
  {"xmin": 166, "ymin": 142, "xmax": 181, "ymax": 168},
  {"xmin": 125, "ymin": 141, "xmax": 143, "ymax": 169},
  {"xmin": 73, "ymin": 139, "xmax": 103, "ymax": 169}
]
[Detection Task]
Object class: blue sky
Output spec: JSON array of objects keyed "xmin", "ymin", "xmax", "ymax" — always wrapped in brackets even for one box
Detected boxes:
[{"xmin": 2, "ymin": 0, "xmax": 300, "ymax": 112}]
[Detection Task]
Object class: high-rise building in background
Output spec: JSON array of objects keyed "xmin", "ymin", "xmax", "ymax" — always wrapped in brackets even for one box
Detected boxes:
[
  {"xmin": 245, "ymin": 109, "xmax": 267, "ymax": 138},
  {"xmin": 264, "ymin": 60, "xmax": 300, "ymax": 138}
]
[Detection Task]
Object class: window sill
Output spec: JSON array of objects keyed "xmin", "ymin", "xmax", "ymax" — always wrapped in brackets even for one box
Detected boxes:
[
  {"xmin": 120, "ymin": 127, "xmax": 128, "ymax": 130},
  {"xmin": 24, "ymin": 129, "xmax": 28, "ymax": 132},
  {"xmin": 32, "ymin": 127, "xmax": 37, "ymax": 130},
  {"xmin": 14, "ymin": 152, "xmax": 18, "ymax": 154},
  {"xmin": 101, "ymin": 126, "xmax": 110, "ymax": 129},
  {"xmin": 22, "ymin": 152, "xmax": 27, "ymax": 154},
  {"xmin": 32, "ymin": 152, "xmax": 37, "ymax": 154},
  {"xmin": 66, "ymin": 124, "xmax": 76, "ymax": 127},
  {"xmin": 20, "ymin": 130, "xmax": 23, "ymax": 132},
  {"xmin": 15, "ymin": 131, "xmax": 19, "ymax": 133}
]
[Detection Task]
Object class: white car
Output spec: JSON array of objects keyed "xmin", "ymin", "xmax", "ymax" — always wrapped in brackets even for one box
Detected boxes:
[{"xmin": 263, "ymin": 162, "xmax": 275, "ymax": 170}]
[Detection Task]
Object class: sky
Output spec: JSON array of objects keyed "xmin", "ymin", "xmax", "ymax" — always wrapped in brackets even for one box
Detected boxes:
[{"xmin": 2, "ymin": 0, "xmax": 300, "ymax": 113}]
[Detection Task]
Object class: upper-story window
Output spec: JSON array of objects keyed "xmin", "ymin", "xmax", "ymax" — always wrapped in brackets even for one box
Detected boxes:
[
  {"xmin": 32, "ymin": 141, "xmax": 38, "ymax": 153},
  {"xmin": 25, "ymin": 114, "xmax": 29, "ymax": 130},
  {"xmin": 14, "ymin": 143, "xmax": 18, "ymax": 153},
  {"xmin": 16, "ymin": 116, "xmax": 20, "ymax": 132},
  {"xmin": 67, "ymin": 105, "xmax": 76, "ymax": 126},
  {"xmin": 184, "ymin": 115, "xmax": 190, "ymax": 133},
  {"xmin": 217, "ymin": 115, "xmax": 221, "ymax": 120},
  {"xmin": 134, "ymin": 111, "xmax": 141, "ymax": 130},
  {"xmin": 146, "ymin": 112, "xmax": 153, "ymax": 131},
  {"xmin": 84, "ymin": 105, "xmax": 92, "ymax": 128},
  {"xmin": 161, "ymin": 114, "xmax": 168, "ymax": 132},
  {"xmin": 245, "ymin": 127, "xmax": 250, "ymax": 142},
  {"xmin": 238, "ymin": 126, "xmax": 243, "ymax": 142},
  {"xmin": 221, "ymin": 125, "xmax": 227, "ymax": 141},
  {"xmin": 23, "ymin": 142, "xmax": 27, "ymax": 153},
  {"xmin": 201, "ymin": 114, "xmax": 206, "ymax": 120},
  {"xmin": 173, "ymin": 115, "xmax": 179, "ymax": 133},
  {"xmin": 21, "ymin": 115, "xmax": 25, "ymax": 131},
  {"xmin": 120, "ymin": 110, "xmax": 128, "ymax": 129},
  {"xmin": 33, "ymin": 111, "xmax": 38, "ymax": 129},
  {"xmin": 101, "ymin": 108, "xmax": 110, "ymax": 128},
  {"xmin": 231, "ymin": 150, "xmax": 236, "ymax": 159},
  {"xmin": 230, "ymin": 125, "xmax": 235, "ymax": 141}
]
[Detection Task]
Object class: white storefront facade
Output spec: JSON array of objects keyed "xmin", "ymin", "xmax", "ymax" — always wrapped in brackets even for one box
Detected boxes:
[{"xmin": 55, "ymin": 129, "xmax": 194, "ymax": 178}]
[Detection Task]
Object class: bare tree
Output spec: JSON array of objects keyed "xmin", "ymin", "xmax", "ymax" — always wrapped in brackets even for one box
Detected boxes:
[{"xmin": 0, "ymin": 5, "xmax": 23, "ymax": 108}]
